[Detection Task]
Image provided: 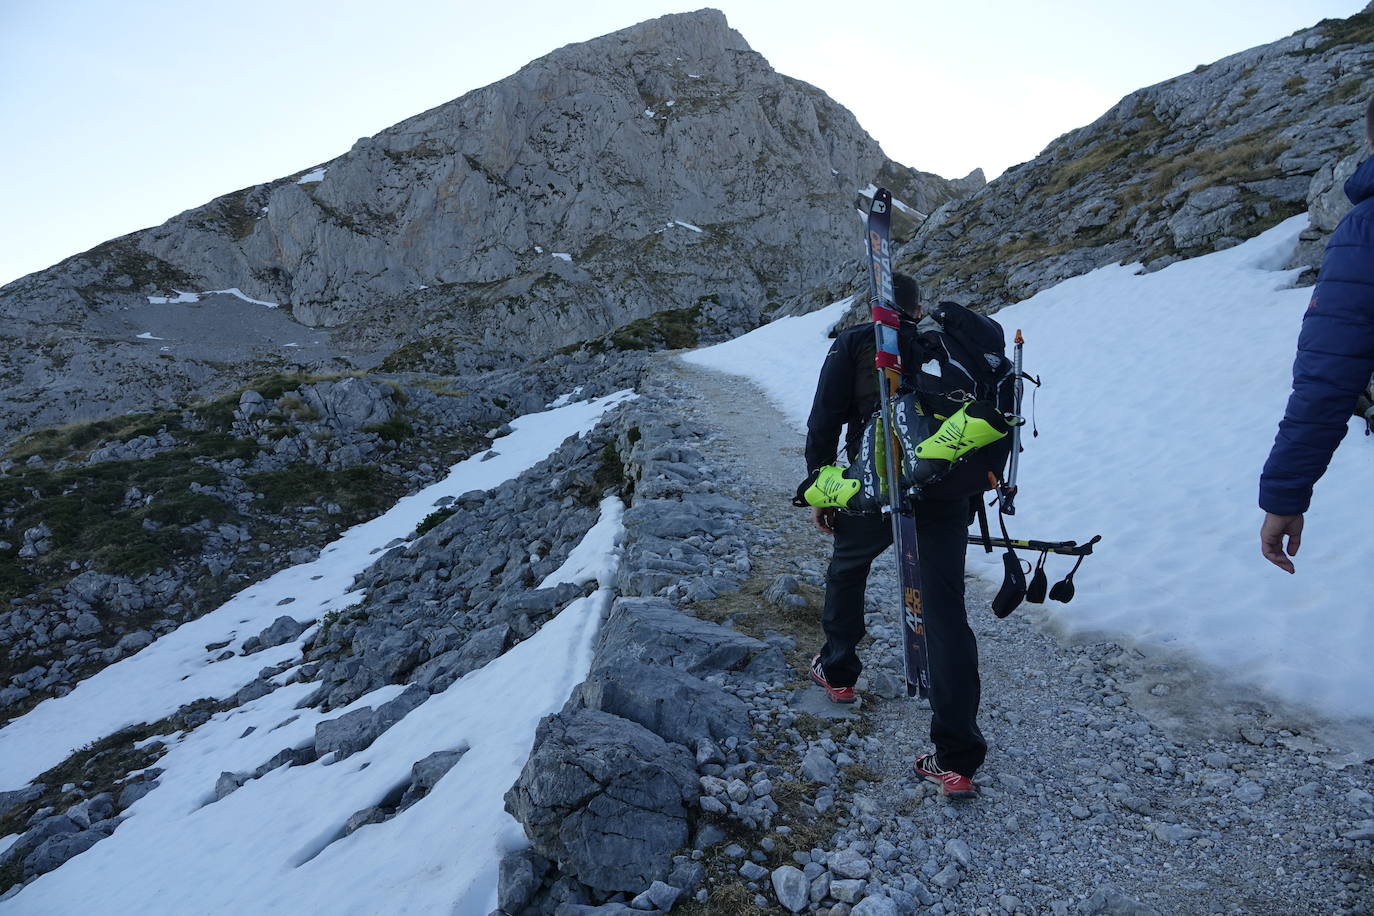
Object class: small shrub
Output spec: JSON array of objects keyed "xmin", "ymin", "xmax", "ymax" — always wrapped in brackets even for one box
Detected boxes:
[
  {"xmin": 364, "ymin": 416, "xmax": 414, "ymax": 442},
  {"xmin": 416, "ymin": 508, "xmax": 456, "ymax": 536}
]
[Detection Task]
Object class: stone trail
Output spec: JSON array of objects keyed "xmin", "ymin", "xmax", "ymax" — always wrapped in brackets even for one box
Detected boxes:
[{"xmin": 663, "ymin": 355, "xmax": 1374, "ymax": 916}]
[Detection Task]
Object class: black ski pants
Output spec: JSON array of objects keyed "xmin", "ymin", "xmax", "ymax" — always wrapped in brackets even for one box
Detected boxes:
[{"xmin": 817, "ymin": 497, "xmax": 987, "ymax": 777}]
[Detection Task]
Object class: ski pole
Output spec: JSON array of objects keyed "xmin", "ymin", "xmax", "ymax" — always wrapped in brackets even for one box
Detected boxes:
[
  {"xmin": 999, "ymin": 329, "xmax": 1025, "ymax": 514},
  {"xmin": 965, "ymin": 533, "xmax": 1101, "ymax": 557}
]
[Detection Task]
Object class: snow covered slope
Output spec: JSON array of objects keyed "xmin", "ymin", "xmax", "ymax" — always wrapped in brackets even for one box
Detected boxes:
[
  {"xmin": 0, "ymin": 392, "xmax": 632, "ymax": 914},
  {"xmin": 688, "ymin": 215, "xmax": 1374, "ymax": 727}
]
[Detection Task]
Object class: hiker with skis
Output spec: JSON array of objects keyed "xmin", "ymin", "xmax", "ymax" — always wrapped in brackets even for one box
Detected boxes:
[
  {"xmin": 800, "ymin": 273, "xmax": 986, "ymax": 798},
  {"xmin": 1260, "ymin": 94, "xmax": 1374, "ymax": 574}
]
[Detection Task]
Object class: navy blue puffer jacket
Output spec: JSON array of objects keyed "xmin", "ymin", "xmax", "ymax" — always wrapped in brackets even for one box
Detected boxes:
[{"xmin": 1260, "ymin": 155, "xmax": 1374, "ymax": 515}]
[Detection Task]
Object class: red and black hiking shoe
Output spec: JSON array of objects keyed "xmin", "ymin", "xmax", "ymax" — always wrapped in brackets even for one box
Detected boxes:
[
  {"xmin": 913, "ymin": 753, "xmax": 978, "ymax": 799},
  {"xmin": 809, "ymin": 655, "xmax": 857, "ymax": 704}
]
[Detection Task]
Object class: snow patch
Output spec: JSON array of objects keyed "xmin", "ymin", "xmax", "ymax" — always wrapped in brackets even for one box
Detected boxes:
[
  {"xmin": 147, "ymin": 291, "xmax": 200, "ymax": 305},
  {"xmin": 207, "ymin": 288, "xmax": 279, "ymax": 308},
  {"xmin": 673, "ymin": 220, "xmax": 703, "ymax": 233},
  {"xmin": 545, "ymin": 386, "xmax": 585, "ymax": 409},
  {"xmin": 892, "ymin": 197, "xmax": 927, "ymax": 220},
  {"xmin": 297, "ymin": 168, "xmax": 327, "ymax": 184},
  {"xmin": 687, "ymin": 215, "xmax": 1374, "ymax": 725},
  {"xmin": 537, "ymin": 497, "xmax": 624, "ymax": 590},
  {"xmin": 135, "ymin": 332, "xmax": 165, "ymax": 341},
  {"xmin": 551, "ymin": 252, "xmax": 572, "ymax": 262}
]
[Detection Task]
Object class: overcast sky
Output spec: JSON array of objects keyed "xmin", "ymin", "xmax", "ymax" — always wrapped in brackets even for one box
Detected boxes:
[{"xmin": 0, "ymin": 0, "xmax": 1364, "ymax": 287}]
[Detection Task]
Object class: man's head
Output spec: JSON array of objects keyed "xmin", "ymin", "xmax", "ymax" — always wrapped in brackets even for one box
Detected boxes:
[
  {"xmin": 893, "ymin": 272, "xmax": 921, "ymax": 318},
  {"xmin": 1367, "ymin": 93, "xmax": 1374, "ymax": 151}
]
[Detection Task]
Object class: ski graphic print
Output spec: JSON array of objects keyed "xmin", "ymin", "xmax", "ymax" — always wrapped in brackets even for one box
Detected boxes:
[{"xmin": 865, "ymin": 187, "xmax": 931, "ymax": 699}]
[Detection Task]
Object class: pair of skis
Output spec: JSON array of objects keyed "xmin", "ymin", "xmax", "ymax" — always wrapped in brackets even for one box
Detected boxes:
[
  {"xmin": 865, "ymin": 189, "xmax": 1098, "ymax": 699},
  {"xmin": 864, "ymin": 188, "xmax": 930, "ymax": 699}
]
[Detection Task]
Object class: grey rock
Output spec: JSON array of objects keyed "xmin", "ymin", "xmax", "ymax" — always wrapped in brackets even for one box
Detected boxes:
[
  {"xmin": 931, "ymin": 863, "xmax": 961, "ymax": 888},
  {"xmin": 374, "ymin": 684, "xmax": 427, "ymax": 731},
  {"xmin": 215, "ymin": 771, "xmax": 248, "ymax": 800},
  {"xmin": 764, "ymin": 574, "xmax": 806, "ymax": 609},
  {"xmin": 850, "ymin": 897, "xmax": 899, "ymax": 916},
  {"xmin": 3, "ymin": 815, "xmax": 79, "ymax": 867},
  {"xmin": 0, "ymin": 784, "xmax": 46, "ymax": 820},
  {"xmin": 634, "ymin": 880, "xmax": 682, "ymax": 911},
  {"xmin": 503, "ymin": 707, "xmax": 695, "ymax": 893},
  {"xmin": 830, "ymin": 878, "xmax": 867, "ymax": 903},
  {"xmin": 1079, "ymin": 885, "xmax": 1161, "ymax": 915},
  {"xmin": 594, "ymin": 596, "xmax": 783, "ymax": 676},
  {"xmin": 67, "ymin": 793, "xmax": 114, "ymax": 829},
  {"xmin": 667, "ymin": 859, "xmax": 705, "ymax": 895},
  {"xmin": 801, "ymin": 746, "xmax": 837, "ymax": 783},
  {"xmin": 411, "ymin": 748, "xmax": 467, "ymax": 793},
  {"xmin": 413, "ymin": 624, "xmax": 510, "ymax": 692},
  {"xmin": 315, "ymin": 707, "xmax": 382, "ymax": 762},
  {"xmin": 257, "ymin": 615, "xmax": 308, "ymax": 647},
  {"xmin": 24, "ymin": 830, "xmax": 104, "ymax": 877},
  {"xmin": 572, "ymin": 658, "xmax": 750, "ymax": 747},
  {"xmin": 117, "ymin": 778, "xmax": 159, "ymax": 809},
  {"xmin": 739, "ymin": 861, "xmax": 768, "ymax": 881},
  {"xmin": 343, "ymin": 805, "xmax": 387, "ymax": 835},
  {"xmin": 828, "ymin": 849, "xmax": 871, "ymax": 880},
  {"xmin": 116, "ymin": 630, "xmax": 155, "ymax": 653},
  {"xmin": 945, "ymin": 837, "xmax": 972, "ymax": 867},
  {"xmin": 235, "ymin": 678, "xmax": 275, "ymax": 704},
  {"xmin": 497, "ymin": 848, "xmax": 550, "ymax": 915},
  {"xmin": 771, "ymin": 865, "xmax": 809, "ymax": 912}
]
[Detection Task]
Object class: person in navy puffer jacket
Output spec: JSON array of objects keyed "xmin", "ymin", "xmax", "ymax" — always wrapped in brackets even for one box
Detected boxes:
[{"xmin": 1259, "ymin": 94, "xmax": 1374, "ymax": 573}]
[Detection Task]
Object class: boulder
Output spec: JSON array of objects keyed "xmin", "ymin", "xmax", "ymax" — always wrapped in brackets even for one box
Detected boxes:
[
  {"xmin": 594, "ymin": 597, "xmax": 784, "ymax": 676},
  {"xmin": 571, "ymin": 659, "xmax": 750, "ymax": 747},
  {"xmin": 504, "ymin": 708, "xmax": 695, "ymax": 893}
]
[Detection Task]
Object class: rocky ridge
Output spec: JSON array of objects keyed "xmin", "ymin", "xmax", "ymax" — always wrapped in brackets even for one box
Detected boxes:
[
  {"xmin": 0, "ymin": 8, "xmax": 975, "ymax": 444},
  {"xmin": 789, "ymin": 6, "xmax": 1374, "ymax": 328}
]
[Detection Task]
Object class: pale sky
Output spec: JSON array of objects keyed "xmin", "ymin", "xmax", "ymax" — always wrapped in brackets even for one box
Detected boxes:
[{"xmin": 0, "ymin": 0, "xmax": 1363, "ymax": 287}]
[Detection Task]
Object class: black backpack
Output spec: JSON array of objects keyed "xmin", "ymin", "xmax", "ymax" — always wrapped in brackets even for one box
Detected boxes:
[
  {"xmin": 904, "ymin": 301, "xmax": 1016, "ymax": 416},
  {"xmin": 896, "ymin": 301, "xmax": 1017, "ymax": 501}
]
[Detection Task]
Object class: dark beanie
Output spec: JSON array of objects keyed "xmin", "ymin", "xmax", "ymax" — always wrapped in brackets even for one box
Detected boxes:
[{"xmin": 893, "ymin": 273, "xmax": 920, "ymax": 315}]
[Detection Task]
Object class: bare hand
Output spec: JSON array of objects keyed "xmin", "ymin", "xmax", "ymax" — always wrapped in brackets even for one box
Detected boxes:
[
  {"xmin": 811, "ymin": 507, "xmax": 836, "ymax": 535},
  {"xmin": 1260, "ymin": 512, "xmax": 1303, "ymax": 574}
]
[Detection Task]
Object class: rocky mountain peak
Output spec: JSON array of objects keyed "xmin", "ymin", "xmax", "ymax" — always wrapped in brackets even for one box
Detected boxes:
[{"xmin": 0, "ymin": 9, "xmax": 971, "ymax": 444}]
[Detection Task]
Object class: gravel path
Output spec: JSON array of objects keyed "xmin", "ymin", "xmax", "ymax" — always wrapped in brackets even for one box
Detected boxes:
[{"xmin": 662, "ymin": 355, "xmax": 1373, "ymax": 916}]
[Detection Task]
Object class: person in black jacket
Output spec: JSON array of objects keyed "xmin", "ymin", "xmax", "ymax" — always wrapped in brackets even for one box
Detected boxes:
[
  {"xmin": 1260, "ymin": 96, "xmax": 1374, "ymax": 573},
  {"xmin": 804, "ymin": 273, "xmax": 984, "ymax": 798}
]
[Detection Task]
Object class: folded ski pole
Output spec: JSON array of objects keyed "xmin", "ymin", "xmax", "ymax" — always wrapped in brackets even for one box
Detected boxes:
[
  {"xmin": 965, "ymin": 534, "xmax": 1101, "ymax": 556},
  {"xmin": 998, "ymin": 329, "xmax": 1025, "ymax": 514}
]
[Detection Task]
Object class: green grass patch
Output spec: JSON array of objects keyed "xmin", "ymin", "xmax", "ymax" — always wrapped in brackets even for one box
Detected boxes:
[
  {"xmin": 566, "ymin": 303, "xmax": 705, "ymax": 355},
  {"xmin": 1331, "ymin": 77, "xmax": 1368, "ymax": 103},
  {"xmin": 245, "ymin": 464, "xmax": 394, "ymax": 515},
  {"xmin": 7, "ymin": 409, "xmax": 184, "ymax": 464},
  {"xmin": 0, "ymin": 453, "xmax": 230, "ymax": 583},
  {"xmin": 363, "ymin": 416, "xmax": 414, "ymax": 442},
  {"xmin": 1038, "ymin": 105, "xmax": 1171, "ymax": 197},
  {"xmin": 72, "ymin": 237, "xmax": 200, "ymax": 296}
]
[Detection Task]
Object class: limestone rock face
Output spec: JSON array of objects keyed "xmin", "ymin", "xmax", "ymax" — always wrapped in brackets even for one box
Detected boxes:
[{"xmin": 0, "ymin": 9, "xmax": 970, "ymax": 444}]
